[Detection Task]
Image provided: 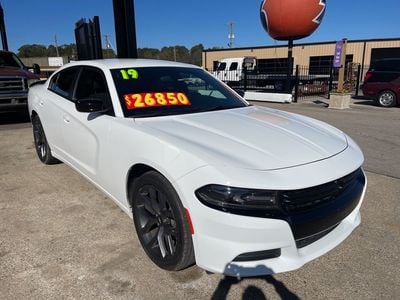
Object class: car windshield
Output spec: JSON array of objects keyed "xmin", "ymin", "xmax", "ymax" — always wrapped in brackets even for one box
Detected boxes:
[
  {"xmin": 0, "ymin": 52, "xmax": 24, "ymax": 69},
  {"xmin": 111, "ymin": 66, "xmax": 247, "ymax": 118},
  {"xmin": 217, "ymin": 62, "xmax": 226, "ymax": 71}
]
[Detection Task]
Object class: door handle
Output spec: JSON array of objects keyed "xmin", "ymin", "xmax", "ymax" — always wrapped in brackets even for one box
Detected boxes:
[
  {"xmin": 63, "ymin": 115, "xmax": 70, "ymax": 123},
  {"xmin": 39, "ymin": 100, "xmax": 44, "ymax": 106}
]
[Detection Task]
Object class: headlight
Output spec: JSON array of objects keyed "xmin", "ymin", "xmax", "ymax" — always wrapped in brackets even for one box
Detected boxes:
[{"xmin": 195, "ymin": 184, "xmax": 281, "ymax": 217}]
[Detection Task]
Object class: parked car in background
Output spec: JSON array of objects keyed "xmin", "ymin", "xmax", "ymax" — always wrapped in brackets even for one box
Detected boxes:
[
  {"xmin": 28, "ymin": 59, "xmax": 366, "ymax": 277},
  {"xmin": 361, "ymin": 58, "xmax": 400, "ymax": 107},
  {"xmin": 0, "ymin": 50, "xmax": 41, "ymax": 111}
]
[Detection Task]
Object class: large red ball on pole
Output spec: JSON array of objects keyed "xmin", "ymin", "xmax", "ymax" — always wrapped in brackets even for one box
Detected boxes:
[{"xmin": 260, "ymin": 0, "xmax": 326, "ymax": 41}]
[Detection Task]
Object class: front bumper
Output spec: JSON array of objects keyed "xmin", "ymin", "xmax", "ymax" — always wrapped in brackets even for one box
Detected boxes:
[
  {"xmin": 174, "ymin": 142, "xmax": 366, "ymax": 276},
  {"xmin": 196, "ymin": 194, "xmax": 362, "ymax": 277}
]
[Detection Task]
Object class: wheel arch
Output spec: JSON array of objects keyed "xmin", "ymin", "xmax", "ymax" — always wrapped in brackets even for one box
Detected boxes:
[
  {"xmin": 378, "ymin": 88, "xmax": 396, "ymax": 96},
  {"xmin": 126, "ymin": 163, "xmax": 159, "ymax": 207},
  {"xmin": 30, "ymin": 110, "xmax": 38, "ymax": 121}
]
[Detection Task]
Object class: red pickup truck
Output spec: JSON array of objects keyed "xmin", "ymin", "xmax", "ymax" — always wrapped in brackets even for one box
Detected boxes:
[{"xmin": 0, "ymin": 50, "xmax": 41, "ymax": 111}]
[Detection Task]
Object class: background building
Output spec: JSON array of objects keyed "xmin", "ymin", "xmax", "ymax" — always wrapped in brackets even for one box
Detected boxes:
[{"xmin": 202, "ymin": 38, "xmax": 400, "ymax": 78}]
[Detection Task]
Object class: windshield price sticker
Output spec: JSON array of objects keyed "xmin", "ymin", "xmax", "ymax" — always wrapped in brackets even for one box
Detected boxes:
[
  {"xmin": 120, "ymin": 69, "xmax": 139, "ymax": 80},
  {"xmin": 124, "ymin": 92, "xmax": 191, "ymax": 110}
]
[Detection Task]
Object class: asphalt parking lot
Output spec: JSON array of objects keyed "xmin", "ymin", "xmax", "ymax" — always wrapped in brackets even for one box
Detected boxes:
[{"xmin": 1, "ymin": 100, "xmax": 399, "ymax": 299}]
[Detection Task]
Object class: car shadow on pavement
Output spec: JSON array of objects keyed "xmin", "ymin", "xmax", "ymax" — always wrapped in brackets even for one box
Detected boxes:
[
  {"xmin": 211, "ymin": 265, "xmax": 300, "ymax": 300},
  {"xmin": 211, "ymin": 275, "xmax": 300, "ymax": 300},
  {"xmin": 0, "ymin": 110, "xmax": 31, "ymax": 126},
  {"xmin": 351, "ymin": 96, "xmax": 379, "ymax": 107}
]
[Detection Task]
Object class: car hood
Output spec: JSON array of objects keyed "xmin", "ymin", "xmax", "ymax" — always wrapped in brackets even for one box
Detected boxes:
[{"xmin": 137, "ymin": 106, "xmax": 348, "ymax": 170}]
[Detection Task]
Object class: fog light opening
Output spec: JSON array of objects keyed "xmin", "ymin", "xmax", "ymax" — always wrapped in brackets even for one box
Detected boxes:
[{"xmin": 233, "ymin": 248, "xmax": 281, "ymax": 262}]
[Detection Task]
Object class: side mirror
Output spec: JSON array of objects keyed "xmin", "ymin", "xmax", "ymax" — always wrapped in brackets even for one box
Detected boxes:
[
  {"xmin": 32, "ymin": 63, "xmax": 41, "ymax": 75},
  {"xmin": 75, "ymin": 98, "xmax": 105, "ymax": 113}
]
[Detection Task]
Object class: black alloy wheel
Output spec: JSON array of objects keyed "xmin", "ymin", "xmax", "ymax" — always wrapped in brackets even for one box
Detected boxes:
[
  {"xmin": 32, "ymin": 116, "xmax": 59, "ymax": 165},
  {"xmin": 131, "ymin": 171, "xmax": 194, "ymax": 271}
]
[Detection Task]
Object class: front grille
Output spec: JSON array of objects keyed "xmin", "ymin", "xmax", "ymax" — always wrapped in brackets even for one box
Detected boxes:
[
  {"xmin": 280, "ymin": 168, "xmax": 361, "ymax": 214},
  {"xmin": 0, "ymin": 77, "xmax": 26, "ymax": 93},
  {"xmin": 295, "ymin": 224, "xmax": 338, "ymax": 248},
  {"xmin": 281, "ymin": 168, "xmax": 365, "ymax": 241}
]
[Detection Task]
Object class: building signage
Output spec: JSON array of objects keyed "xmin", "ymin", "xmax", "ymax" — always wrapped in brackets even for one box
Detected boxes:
[
  {"xmin": 333, "ymin": 41, "xmax": 343, "ymax": 68},
  {"xmin": 48, "ymin": 57, "xmax": 64, "ymax": 67}
]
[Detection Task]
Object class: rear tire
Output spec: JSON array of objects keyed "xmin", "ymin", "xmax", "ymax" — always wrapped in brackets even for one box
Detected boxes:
[
  {"xmin": 32, "ymin": 116, "xmax": 60, "ymax": 165},
  {"xmin": 378, "ymin": 90, "xmax": 397, "ymax": 107},
  {"xmin": 130, "ymin": 171, "xmax": 195, "ymax": 271}
]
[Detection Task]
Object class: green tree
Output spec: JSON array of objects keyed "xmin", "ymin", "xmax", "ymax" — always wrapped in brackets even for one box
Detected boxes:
[
  {"xmin": 189, "ymin": 44, "xmax": 204, "ymax": 66},
  {"xmin": 46, "ymin": 45, "xmax": 57, "ymax": 57},
  {"xmin": 138, "ymin": 48, "xmax": 160, "ymax": 59},
  {"xmin": 159, "ymin": 46, "xmax": 190, "ymax": 63},
  {"xmin": 58, "ymin": 44, "xmax": 77, "ymax": 57},
  {"xmin": 103, "ymin": 49, "xmax": 116, "ymax": 59},
  {"xmin": 18, "ymin": 44, "xmax": 47, "ymax": 57}
]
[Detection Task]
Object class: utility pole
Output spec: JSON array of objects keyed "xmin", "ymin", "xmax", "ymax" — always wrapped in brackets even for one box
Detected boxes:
[
  {"xmin": 104, "ymin": 34, "xmax": 116, "ymax": 51},
  {"xmin": 0, "ymin": 4, "xmax": 8, "ymax": 50},
  {"xmin": 103, "ymin": 34, "xmax": 116, "ymax": 57},
  {"xmin": 54, "ymin": 35, "xmax": 60, "ymax": 57},
  {"xmin": 173, "ymin": 46, "xmax": 177, "ymax": 61},
  {"xmin": 228, "ymin": 22, "xmax": 235, "ymax": 48}
]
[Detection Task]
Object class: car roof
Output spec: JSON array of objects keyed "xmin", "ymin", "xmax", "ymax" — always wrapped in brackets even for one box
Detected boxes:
[{"xmin": 64, "ymin": 58, "xmax": 201, "ymax": 70}]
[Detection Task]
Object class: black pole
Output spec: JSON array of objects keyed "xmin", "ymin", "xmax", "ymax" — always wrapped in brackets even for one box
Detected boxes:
[
  {"xmin": 91, "ymin": 16, "xmax": 103, "ymax": 59},
  {"xmin": 113, "ymin": 0, "xmax": 138, "ymax": 58},
  {"xmin": 243, "ymin": 65, "xmax": 247, "ymax": 92},
  {"xmin": 0, "ymin": 5, "xmax": 9, "ymax": 51},
  {"xmin": 286, "ymin": 39, "xmax": 294, "ymax": 94},
  {"xmin": 328, "ymin": 65, "xmax": 334, "ymax": 99},
  {"xmin": 294, "ymin": 65, "xmax": 299, "ymax": 103},
  {"xmin": 355, "ymin": 64, "xmax": 361, "ymax": 97}
]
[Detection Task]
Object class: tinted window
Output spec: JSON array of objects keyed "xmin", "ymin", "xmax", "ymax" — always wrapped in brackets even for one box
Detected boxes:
[
  {"xmin": 111, "ymin": 67, "xmax": 247, "ymax": 118},
  {"xmin": 0, "ymin": 52, "xmax": 24, "ymax": 69},
  {"xmin": 75, "ymin": 67, "xmax": 111, "ymax": 106},
  {"xmin": 50, "ymin": 68, "xmax": 79, "ymax": 99}
]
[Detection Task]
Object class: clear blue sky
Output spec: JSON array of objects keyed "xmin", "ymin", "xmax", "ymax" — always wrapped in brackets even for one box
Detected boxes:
[{"xmin": 2, "ymin": 0, "xmax": 400, "ymax": 53}]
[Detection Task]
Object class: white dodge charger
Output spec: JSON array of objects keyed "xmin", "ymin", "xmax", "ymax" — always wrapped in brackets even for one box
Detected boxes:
[{"xmin": 28, "ymin": 59, "xmax": 367, "ymax": 277}]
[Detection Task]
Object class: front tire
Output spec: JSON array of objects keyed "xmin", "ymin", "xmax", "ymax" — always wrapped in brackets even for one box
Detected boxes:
[
  {"xmin": 378, "ymin": 90, "xmax": 397, "ymax": 107},
  {"xmin": 32, "ymin": 116, "xmax": 60, "ymax": 165},
  {"xmin": 130, "ymin": 171, "xmax": 195, "ymax": 271}
]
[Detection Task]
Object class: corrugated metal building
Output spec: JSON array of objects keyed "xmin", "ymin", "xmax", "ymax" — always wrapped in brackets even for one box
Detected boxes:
[{"xmin": 202, "ymin": 38, "xmax": 400, "ymax": 75}]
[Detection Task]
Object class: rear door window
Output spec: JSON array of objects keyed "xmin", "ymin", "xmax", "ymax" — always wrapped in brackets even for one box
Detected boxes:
[{"xmin": 49, "ymin": 68, "xmax": 80, "ymax": 100}]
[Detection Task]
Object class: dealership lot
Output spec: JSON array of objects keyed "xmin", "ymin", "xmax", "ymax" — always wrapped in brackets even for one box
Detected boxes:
[{"xmin": 1, "ymin": 101, "xmax": 399, "ymax": 299}]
